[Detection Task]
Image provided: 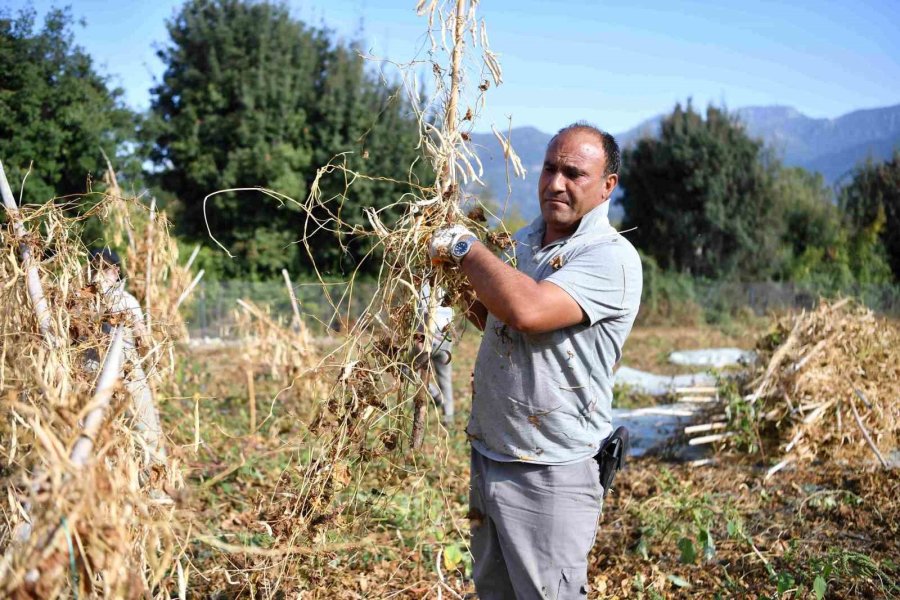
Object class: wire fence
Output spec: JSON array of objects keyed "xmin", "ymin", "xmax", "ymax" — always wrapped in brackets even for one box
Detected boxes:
[
  {"xmin": 180, "ymin": 279, "xmax": 900, "ymax": 340},
  {"xmin": 181, "ymin": 279, "xmax": 378, "ymax": 339},
  {"xmin": 691, "ymin": 280, "xmax": 900, "ymax": 319}
]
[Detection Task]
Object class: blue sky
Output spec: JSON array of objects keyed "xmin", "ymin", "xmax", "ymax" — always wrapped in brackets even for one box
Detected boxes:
[{"xmin": 6, "ymin": 0, "xmax": 900, "ymax": 134}]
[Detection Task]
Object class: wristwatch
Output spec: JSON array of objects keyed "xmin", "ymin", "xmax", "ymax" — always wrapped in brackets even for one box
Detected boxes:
[{"xmin": 450, "ymin": 235, "xmax": 478, "ymax": 264}]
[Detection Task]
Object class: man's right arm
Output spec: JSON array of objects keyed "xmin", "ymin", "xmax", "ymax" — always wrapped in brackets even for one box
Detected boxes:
[
  {"xmin": 459, "ymin": 242, "xmax": 586, "ymax": 334},
  {"xmin": 430, "ymin": 227, "xmax": 584, "ymax": 334}
]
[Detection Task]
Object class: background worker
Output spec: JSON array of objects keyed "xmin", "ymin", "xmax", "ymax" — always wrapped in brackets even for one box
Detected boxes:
[
  {"xmin": 90, "ymin": 249, "xmax": 166, "ymax": 463},
  {"xmin": 430, "ymin": 123, "xmax": 642, "ymax": 599},
  {"xmin": 414, "ymin": 282, "xmax": 455, "ymax": 424}
]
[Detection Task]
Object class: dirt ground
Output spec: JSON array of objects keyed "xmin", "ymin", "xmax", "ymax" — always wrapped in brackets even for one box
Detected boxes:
[{"xmin": 161, "ymin": 321, "xmax": 897, "ymax": 598}]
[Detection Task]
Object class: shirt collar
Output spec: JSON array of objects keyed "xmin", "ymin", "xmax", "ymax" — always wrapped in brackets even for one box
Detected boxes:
[{"xmin": 524, "ymin": 201, "xmax": 613, "ymax": 248}]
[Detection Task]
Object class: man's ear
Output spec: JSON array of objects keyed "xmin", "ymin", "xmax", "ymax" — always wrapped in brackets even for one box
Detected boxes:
[{"xmin": 604, "ymin": 173, "xmax": 618, "ymax": 199}]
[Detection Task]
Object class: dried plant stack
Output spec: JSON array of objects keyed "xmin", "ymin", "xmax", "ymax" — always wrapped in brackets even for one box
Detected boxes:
[{"xmin": 0, "ymin": 160, "xmax": 191, "ymax": 598}]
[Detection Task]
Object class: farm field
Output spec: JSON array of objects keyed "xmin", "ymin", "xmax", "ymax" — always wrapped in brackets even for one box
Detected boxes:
[
  {"xmin": 3, "ymin": 1, "xmax": 899, "ymax": 596},
  {"xmin": 158, "ymin": 317, "xmax": 898, "ymax": 598}
]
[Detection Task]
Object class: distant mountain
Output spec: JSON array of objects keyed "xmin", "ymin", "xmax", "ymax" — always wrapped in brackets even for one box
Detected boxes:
[
  {"xmin": 469, "ymin": 103, "xmax": 900, "ymax": 224},
  {"xmin": 467, "ymin": 126, "xmax": 551, "ymax": 221}
]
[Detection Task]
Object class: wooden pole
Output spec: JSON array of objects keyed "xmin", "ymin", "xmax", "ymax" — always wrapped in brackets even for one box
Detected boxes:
[
  {"xmin": 175, "ymin": 269, "xmax": 205, "ymax": 311},
  {"xmin": 70, "ymin": 327, "xmax": 125, "ymax": 466},
  {"xmin": 193, "ymin": 392, "xmax": 201, "ymax": 453},
  {"xmin": 184, "ymin": 244, "xmax": 201, "ymax": 271},
  {"xmin": 688, "ymin": 432, "xmax": 732, "ymax": 446},
  {"xmin": 849, "ymin": 395, "xmax": 888, "ymax": 468},
  {"xmin": 246, "ymin": 369, "xmax": 256, "ymax": 434},
  {"xmin": 282, "ymin": 268, "xmax": 303, "ymax": 330},
  {"xmin": 0, "ymin": 161, "xmax": 54, "ymax": 342},
  {"xmin": 684, "ymin": 422, "xmax": 727, "ymax": 435},
  {"xmin": 144, "ymin": 197, "xmax": 156, "ymax": 336}
]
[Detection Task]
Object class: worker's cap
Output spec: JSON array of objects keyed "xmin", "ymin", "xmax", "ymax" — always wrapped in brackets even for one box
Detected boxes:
[{"xmin": 89, "ymin": 248, "xmax": 122, "ymax": 271}]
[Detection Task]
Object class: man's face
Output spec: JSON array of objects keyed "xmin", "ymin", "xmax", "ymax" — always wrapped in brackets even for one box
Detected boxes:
[
  {"xmin": 92, "ymin": 263, "xmax": 119, "ymax": 285},
  {"xmin": 538, "ymin": 130, "xmax": 617, "ymax": 239}
]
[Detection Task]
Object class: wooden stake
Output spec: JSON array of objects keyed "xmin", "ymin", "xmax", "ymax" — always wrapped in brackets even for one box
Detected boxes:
[
  {"xmin": 71, "ymin": 327, "xmax": 125, "ymax": 467},
  {"xmin": 765, "ymin": 457, "xmax": 794, "ymax": 480},
  {"xmin": 246, "ymin": 369, "xmax": 256, "ymax": 434},
  {"xmin": 175, "ymin": 269, "xmax": 205, "ymax": 310},
  {"xmin": 0, "ymin": 161, "xmax": 55, "ymax": 343},
  {"xmin": 282, "ymin": 268, "xmax": 303, "ymax": 330},
  {"xmin": 684, "ymin": 422, "xmax": 727, "ymax": 434},
  {"xmin": 849, "ymin": 395, "xmax": 888, "ymax": 468},
  {"xmin": 749, "ymin": 317, "xmax": 803, "ymax": 403},
  {"xmin": 679, "ymin": 395, "xmax": 719, "ymax": 404},
  {"xmin": 688, "ymin": 432, "xmax": 731, "ymax": 446},
  {"xmin": 675, "ymin": 386, "xmax": 718, "ymax": 395},
  {"xmin": 193, "ymin": 392, "xmax": 201, "ymax": 453},
  {"xmin": 184, "ymin": 244, "xmax": 201, "ymax": 270},
  {"xmin": 145, "ymin": 197, "xmax": 156, "ymax": 337}
]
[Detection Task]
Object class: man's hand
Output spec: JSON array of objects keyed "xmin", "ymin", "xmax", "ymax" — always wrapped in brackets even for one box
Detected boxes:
[{"xmin": 429, "ymin": 224, "xmax": 476, "ymax": 264}]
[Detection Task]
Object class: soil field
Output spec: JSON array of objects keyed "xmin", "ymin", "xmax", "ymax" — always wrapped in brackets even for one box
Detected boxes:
[{"xmin": 159, "ymin": 321, "xmax": 897, "ymax": 598}]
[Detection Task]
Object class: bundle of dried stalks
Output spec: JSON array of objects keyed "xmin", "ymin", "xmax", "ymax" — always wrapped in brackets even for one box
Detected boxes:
[
  {"xmin": 293, "ymin": 0, "xmax": 520, "ymax": 449},
  {"xmin": 101, "ymin": 163, "xmax": 203, "ymax": 345},
  {"xmin": 231, "ymin": 294, "xmax": 324, "ymax": 433},
  {"xmin": 729, "ymin": 300, "xmax": 899, "ymax": 475},
  {"xmin": 234, "ymin": 298, "xmax": 314, "ymax": 377},
  {"xmin": 0, "ymin": 162, "xmax": 187, "ymax": 597}
]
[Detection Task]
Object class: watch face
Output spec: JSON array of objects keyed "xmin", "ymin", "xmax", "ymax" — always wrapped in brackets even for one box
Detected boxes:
[{"xmin": 452, "ymin": 240, "xmax": 470, "ymax": 257}]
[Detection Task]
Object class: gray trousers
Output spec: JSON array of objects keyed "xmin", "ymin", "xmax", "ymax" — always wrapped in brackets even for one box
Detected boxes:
[{"xmin": 469, "ymin": 450, "xmax": 603, "ymax": 600}]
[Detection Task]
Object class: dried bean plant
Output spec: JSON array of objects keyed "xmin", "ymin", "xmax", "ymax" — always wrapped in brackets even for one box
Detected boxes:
[
  {"xmin": 193, "ymin": 0, "xmax": 527, "ymax": 594},
  {"xmin": 0, "ymin": 163, "xmax": 190, "ymax": 598},
  {"xmin": 720, "ymin": 300, "xmax": 899, "ymax": 477}
]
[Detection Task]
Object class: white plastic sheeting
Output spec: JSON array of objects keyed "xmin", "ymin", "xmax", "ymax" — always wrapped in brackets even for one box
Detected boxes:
[
  {"xmin": 668, "ymin": 347, "xmax": 756, "ymax": 368},
  {"xmin": 614, "ymin": 366, "xmax": 718, "ymax": 397},
  {"xmin": 611, "ymin": 403, "xmax": 705, "ymax": 457}
]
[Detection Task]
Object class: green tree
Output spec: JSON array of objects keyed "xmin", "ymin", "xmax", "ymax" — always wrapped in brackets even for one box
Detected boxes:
[
  {"xmin": 0, "ymin": 7, "xmax": 138, "ymax": 204},
  {"xmin": 148, "ymin": 0, "xmax": 426, "ymax": 279},
  {"xmin": 619, "ymin": 103, "xmax": 782, "ymax": 280},
  {"xmin": 840, "ymin": 152, "xmax": 900, "ymax": 281},
  {"xmin": 774, "ymin": 167, "xmax": 891, "ymax": 288},
  {"xmin": 774, "ymin": 168, "xmax": 843, "ymax": 281}
]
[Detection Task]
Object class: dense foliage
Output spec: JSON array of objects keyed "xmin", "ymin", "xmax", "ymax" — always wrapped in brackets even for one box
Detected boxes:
[
  {"xmin": 774, "ymin": 167, "xmax": 892, "ymax": 289},
  {"xmin": 148, "ymin": 0, "xmax": 427, "ymax": 279},
  {"xmin": 620, "ymin": 103, "xmax": 783, "ymax": 280},
  {"xmin": 840, "ymin": 152, "xmax": 900, "ymax": 280},
  {"xmin": 620, "ymin": 103, "xmax": 894, "ymax": 289},
  {"xmin": 0, "ymin": 7, "xmax": 139, "ymax": 204}
]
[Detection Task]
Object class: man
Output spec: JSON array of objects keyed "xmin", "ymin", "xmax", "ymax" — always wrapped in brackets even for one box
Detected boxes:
[
  {"xmin": 430, "ymin": 123, "xmax": 642, "ymax": 599},
  {"xmin": 90, "ymin": 249, "xmax": 166, "ymax": 463}
]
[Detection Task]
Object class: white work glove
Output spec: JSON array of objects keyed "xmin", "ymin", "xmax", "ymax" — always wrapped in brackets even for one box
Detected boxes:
[{"xmin": 428, "ymin": 224, "xmax": 477, "ymax": 265}]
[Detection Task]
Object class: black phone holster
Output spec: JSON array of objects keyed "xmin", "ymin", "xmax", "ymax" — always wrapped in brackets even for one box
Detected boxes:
[{"xmin": 593, "ymin": 426, "xmax": 629, "ymax": 498}]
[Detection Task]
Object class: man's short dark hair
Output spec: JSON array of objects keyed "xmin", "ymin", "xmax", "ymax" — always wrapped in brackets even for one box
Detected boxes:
[
  {"xmin": 551, "ymin": 121, "xmax": 620, "ymax": 176},
  {"xmin": 89, "ymin": 248, "xmax": 122, "ymax": 272}
]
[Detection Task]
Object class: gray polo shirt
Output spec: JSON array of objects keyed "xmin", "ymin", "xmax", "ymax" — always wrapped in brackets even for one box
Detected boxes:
[{"xmin": 468, "ymin": 202, "xmax": 643, "ymax": 465}]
